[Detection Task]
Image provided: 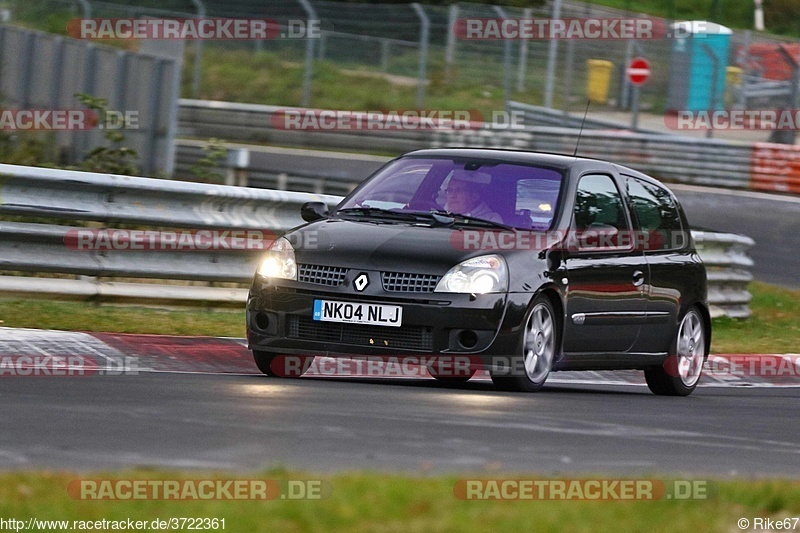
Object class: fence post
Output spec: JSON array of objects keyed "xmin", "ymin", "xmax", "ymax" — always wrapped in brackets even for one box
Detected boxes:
[
  {"xmin": 297, "ymin": 0, "xmax": 317, "ymax": 107},
  {"xmin": 445, "ymin": 4, "xmax": 458, "ymax": 80},
  {"xmin": 562, "ymin": 38, "xmax": 575, "ymax": 115},
  {"xmin": 190, "ymin": 0, "xmax": 205, "ymax": 98},
  {"xmin": 620, "ymin": 39, "xmax": 634, "ymax": 109},
  {"xmin": 492, "ymin": 5, "xmax": 511, "ymax": 104},
  {"xmin": 76, "ymin": 0, "xmax": 91, "ymax": 18},
  {"xmin": 317, "ymin": 31, "xmax": 326, "ymax": 60},
  {"xmin": 737, "ymin": 30, "xmax": 751, "ymax": 109},
  {"xmin": 543, "ymin": 0, "xmax": 562, "ymax": 108},
  {"xmin": 411, "ymin": 3, "xmax": 429, "ymax": 108},
  {"xmin": 380, "ymin": 38, "xmax": 390, "ymax": 72},
  {"xmin": 768, "ymin": 47, "xmax": 799, "ymax": 145},
  {"xmin": 516, "ymin": 7, "xmax": 531, "ymax": 92}
]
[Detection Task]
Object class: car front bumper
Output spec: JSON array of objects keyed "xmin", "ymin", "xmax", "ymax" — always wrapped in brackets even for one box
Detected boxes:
[{"xmin": 246, "ymin": 275, "xmax": 533, "ymax": 363}]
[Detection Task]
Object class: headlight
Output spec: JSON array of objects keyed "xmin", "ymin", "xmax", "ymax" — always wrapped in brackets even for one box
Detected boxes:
[
  {"xmin": 434, "ymin": 254, "xmax": 508, "ymax": 294},
  {"xmin": 257, "ymin": 237, "xmax": 297, "ymax": 280}
]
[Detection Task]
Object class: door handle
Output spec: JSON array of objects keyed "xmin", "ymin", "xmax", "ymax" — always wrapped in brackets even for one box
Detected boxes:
[{"xmin": 632, "ymin": 270, "xmax": 645, "ymax": 287}]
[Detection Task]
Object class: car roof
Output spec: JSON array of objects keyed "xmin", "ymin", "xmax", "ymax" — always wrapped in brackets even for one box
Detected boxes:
[{"xmin": 403, "ymin": 147, "xmax": 645, "ymax": 177}]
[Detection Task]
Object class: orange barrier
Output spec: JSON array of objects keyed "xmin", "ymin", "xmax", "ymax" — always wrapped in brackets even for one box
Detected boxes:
[{"xmin": 750, "ymin": 142, "xmax": 800, "ymax": 194}]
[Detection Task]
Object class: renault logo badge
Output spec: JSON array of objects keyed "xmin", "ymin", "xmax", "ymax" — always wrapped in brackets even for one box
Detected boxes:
[{"xmin": 354, "ymin": 273, "xmax": 369, "ymax": 292}]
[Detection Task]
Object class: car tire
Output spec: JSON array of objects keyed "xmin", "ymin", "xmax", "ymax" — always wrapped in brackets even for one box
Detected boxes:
[
  {"xmin": 644, "ymin": 307, "xmax": 707, "ymax": 396},
  {"xmin": 491, "ymin": 294, "xmax": 559, "ymax": 392},
  {"xmin": 253, "ymin": 351, "xmax": 313, "ymax": 378}
]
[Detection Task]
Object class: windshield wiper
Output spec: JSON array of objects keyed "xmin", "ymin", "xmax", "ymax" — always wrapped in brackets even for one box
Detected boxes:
[
  {"xmin": 336, "ymin": 207, "xmax": 434, "ymax": 223},
  {"xmin": 424, "ymin": 209, "xmax": 516, "ymax": 231}
]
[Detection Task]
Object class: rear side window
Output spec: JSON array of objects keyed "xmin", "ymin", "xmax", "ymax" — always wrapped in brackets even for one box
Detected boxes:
[
  {"xmin": 625, "ymin": 177, "xmax": 684, "ymax": 251},
  {"xmin": 571, "ymin": 174, "xmax": 631, "ymax": 251},
  {"xmin": 573, "ymin": 174, "xmax": 629, "ymax": 232}
]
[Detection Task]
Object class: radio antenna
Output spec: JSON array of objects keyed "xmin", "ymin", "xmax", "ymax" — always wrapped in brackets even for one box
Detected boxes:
[{"xmin": 573, "ymin": 99, "xmax": 590, "ymax": 157}]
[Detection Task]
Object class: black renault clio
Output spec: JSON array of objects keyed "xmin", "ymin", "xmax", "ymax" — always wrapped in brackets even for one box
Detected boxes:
[{"xmin": 246, "ymin": 148, "xmax": 710, "ymax": 396}]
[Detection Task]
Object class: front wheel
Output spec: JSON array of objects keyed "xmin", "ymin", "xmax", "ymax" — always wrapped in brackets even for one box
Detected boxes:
[
  {"xmin": 253, "ymin": 352, "xmax": 313, "ymax": 378},
  {"xmin": 644, "ymin": 307, "xmax": 707, "ymax": 396},
  {"xmin": 491, "ymin": 295, "xmax": 558, "ymax": 392}
]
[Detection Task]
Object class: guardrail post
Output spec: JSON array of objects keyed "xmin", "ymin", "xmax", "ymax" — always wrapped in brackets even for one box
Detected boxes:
[
  {"xmin": 190, "ymin": 0, "xmax": 205, "ymax": 98},
  {"xmin": 411, "ymin": 3, "xmax": 429, "ymax": 108},
  {"xmin": 297, "ymin": 0, "xmax": 317, "ymax": 107},
  {"xmin": 226, "ymin": 148, "xmax": 250, "ymax": 187},
  {"xmin": 543, "ymin": 0, "xmax": 562, "ymax": 108}
]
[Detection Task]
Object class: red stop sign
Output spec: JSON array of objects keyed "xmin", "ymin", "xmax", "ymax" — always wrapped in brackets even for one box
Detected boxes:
[{"xmin": 627, "ymin": 57, "xmax": 651, "ymax": 86}]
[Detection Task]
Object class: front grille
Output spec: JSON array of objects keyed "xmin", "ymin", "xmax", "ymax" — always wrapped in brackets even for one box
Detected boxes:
[
  {"xmin": 381, "ymin": 271, "xmax": 440, "ymax": 292},
  {"xmin": 287, "ymin": 316, "xmax": 433, "ymax": 351},
  {"xmin": 298, "ymin": 264, "xmax": 348, "ymax": 286}
]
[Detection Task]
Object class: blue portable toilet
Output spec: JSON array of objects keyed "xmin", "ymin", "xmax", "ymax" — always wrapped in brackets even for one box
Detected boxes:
[{"xmin": 666, "ymin": 21, "xmax": 732, "ymax": 112}]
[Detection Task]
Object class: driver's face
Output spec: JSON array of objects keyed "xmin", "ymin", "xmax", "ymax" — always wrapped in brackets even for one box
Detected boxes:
[{"xmin": 445, "ymin": 180, "xmax": 480, "ymax": 213}]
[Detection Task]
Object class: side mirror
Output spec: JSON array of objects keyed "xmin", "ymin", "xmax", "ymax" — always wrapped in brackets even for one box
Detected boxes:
[
  {"xmin": 301, "ymin": 202, "xmax": 329, "ymax": 223},
  {"xmin": 546, "ymin": 248, "xmax": 567, "ymax": 272}
]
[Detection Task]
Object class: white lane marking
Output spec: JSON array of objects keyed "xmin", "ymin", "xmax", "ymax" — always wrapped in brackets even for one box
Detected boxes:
[
  {"xmin": 670, "ymin": 183, "xmax": 800, "ymax": 204},
  {"xmin": 1, "ymin": 329, "xmax": 797, "ymax": 387},
  {"xmin": 0, "ymin": 450, "xmax": 29, "ymax": 465}
]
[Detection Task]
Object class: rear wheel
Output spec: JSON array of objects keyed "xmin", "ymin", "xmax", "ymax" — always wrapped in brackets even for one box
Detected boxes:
[
  {"xmin": 253, "ymin": 351, "xmax": 313, "ymax": 378},
  {"xmin": 491, "ymin": 295, "xmax": 558, "ymax": 392},
  {"xmin": 645, "ymin": 307, "xmax": 707, "ymax": 396}
]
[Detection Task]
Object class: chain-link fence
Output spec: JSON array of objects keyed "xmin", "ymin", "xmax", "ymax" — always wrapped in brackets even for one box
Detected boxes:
[{"xmin": 5, "ymin": 0, "xmax": 800, "ymax": 121}]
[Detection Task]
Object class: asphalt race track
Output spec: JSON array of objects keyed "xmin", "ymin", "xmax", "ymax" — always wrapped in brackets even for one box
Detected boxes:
[
  {"xmin": 1, "ymin": 328, "xmax": 798, "ymax": 476},
  {"xmin": 671, "ymin": 184, "xmax": 800, "ymax": 289}
]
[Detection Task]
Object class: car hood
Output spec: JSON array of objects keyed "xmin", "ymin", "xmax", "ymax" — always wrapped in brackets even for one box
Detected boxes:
[{"xmin": 287, "ymin": 218, "xmax": 504, "ymax": 274}]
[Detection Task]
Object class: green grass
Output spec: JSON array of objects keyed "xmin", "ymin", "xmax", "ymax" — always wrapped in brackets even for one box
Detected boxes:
[
  {"xmin": 711, "ymin": 281, "xmax": 800, "ymax": 354},
  {"xmin": 0, "ymin": 300, "xmax": 245, "ymax": 338},
  {"xmin": 0, "ymin": 281, "xmax": 798, "ymax": 354},
  {"xmin": 185, "ymin": 47, "xmax": 511, "ymax": 117},
  {"xmin": 0, "ymin": 470, "xmax": 798, "ymax": 532}
]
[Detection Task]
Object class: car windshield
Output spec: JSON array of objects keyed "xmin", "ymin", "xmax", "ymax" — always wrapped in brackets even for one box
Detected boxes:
[{"xmin": 336, "ymin": 157, "xmax": 564, "ymax": 230}]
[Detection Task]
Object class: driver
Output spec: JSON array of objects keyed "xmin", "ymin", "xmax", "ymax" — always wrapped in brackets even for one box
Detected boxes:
[{"xmin": 444, "ymin": 170, "xmax": 503, "ymax": 223}]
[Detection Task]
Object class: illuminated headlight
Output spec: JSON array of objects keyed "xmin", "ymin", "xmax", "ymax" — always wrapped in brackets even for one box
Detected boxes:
[
  {"xmin": 257, "ymin": 237, "xmax": 297, "ymax": 280},
  {"xmin": 434, "ymin": 254, "xmax": 508, "ymax": 294}
]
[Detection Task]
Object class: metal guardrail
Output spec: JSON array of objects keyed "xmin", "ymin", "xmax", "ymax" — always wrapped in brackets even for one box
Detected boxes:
[
  {"xmin": 0, "ymin": 163, "xmax": 340, "ymax": 231},
  {"xmin": 178, "ymin": 99, "xmax": 431, "ymax": 154},
  {"xmin": 178, "ymin": 98, "xmax": 800, "ymax": 195},
  {"xmin": 692, "ymin": 231, "xmax": 756, "ymax": 319},
  {"xmin": 0, "ymin": 164, "xmax": 755, "ymax": 317},
  {"xmin": 0, "ymin": 164, "xmax": 339, "ymax": 306},
  {"xmin": 433, "ymin": 127, "xmax": 756, "ymax": 190},
  {"xmin": 504, "ymin": 101, "xmax": 663, "ymax": 133}
]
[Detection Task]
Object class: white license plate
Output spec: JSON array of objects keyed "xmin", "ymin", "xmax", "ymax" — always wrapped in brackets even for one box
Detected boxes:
[{"xmin": 313, "ymin": 299, "xmax": 402, "ymax": 327}]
